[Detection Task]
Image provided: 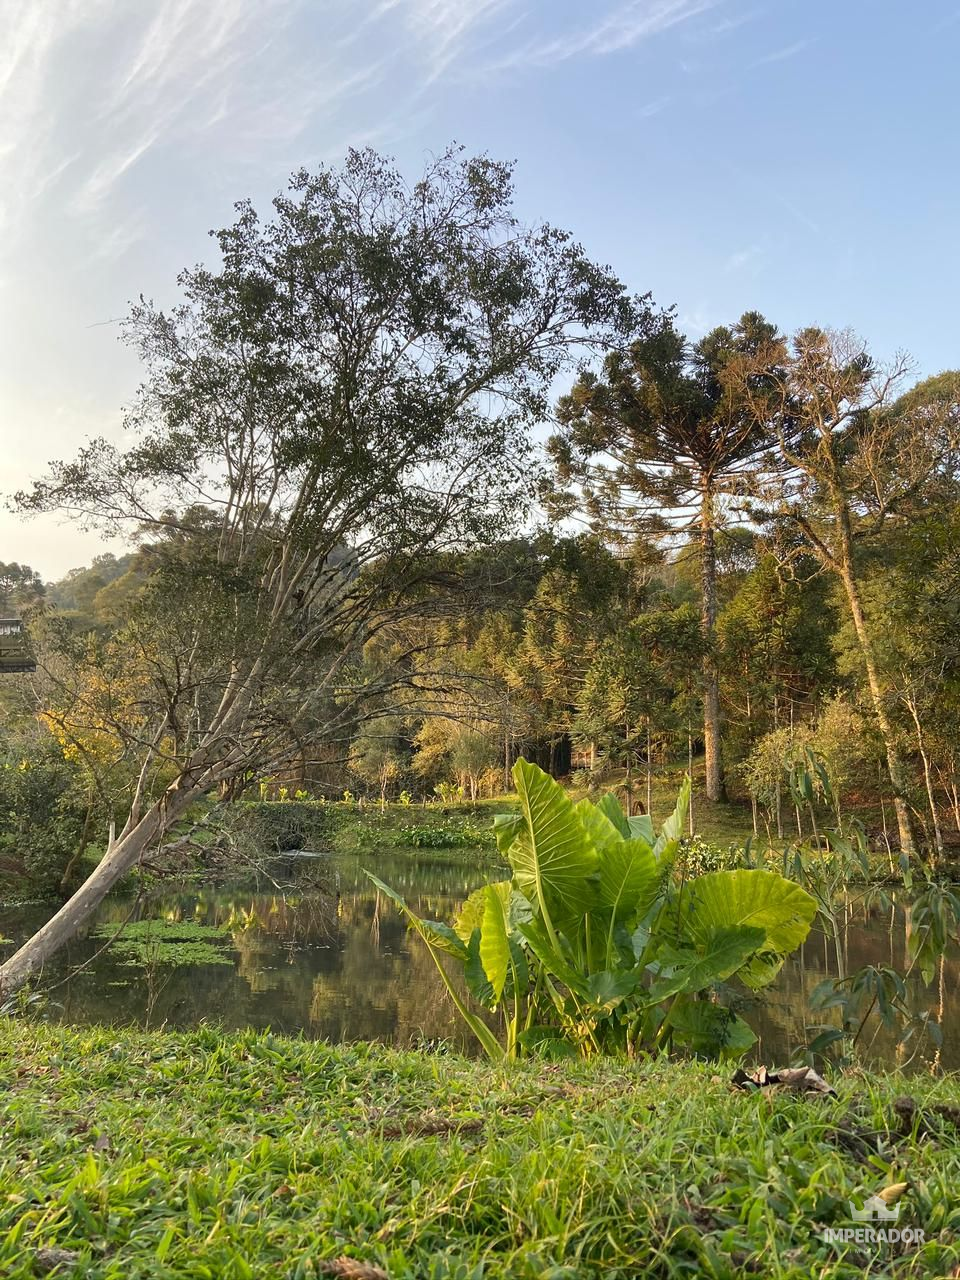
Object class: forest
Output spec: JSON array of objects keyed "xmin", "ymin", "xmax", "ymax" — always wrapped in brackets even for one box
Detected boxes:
[
  {"xmin": 2, "ymin": 141, "xmax": 960, "ymax": 1280},
  {"xmin": 0, "ymin": 146, "xmax": 958, "ymax": 964}
]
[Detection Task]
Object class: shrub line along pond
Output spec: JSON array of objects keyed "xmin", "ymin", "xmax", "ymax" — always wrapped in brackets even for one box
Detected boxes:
[{"xmin": 1, "ymin": 763, "xmax": 958, "ymax": 1070}]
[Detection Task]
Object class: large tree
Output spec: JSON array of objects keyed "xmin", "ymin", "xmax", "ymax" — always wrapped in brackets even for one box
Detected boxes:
[
  {"xmin": 549, "ymin": 311, "xmax": 785, "ymax": 801},
  {"xmin": 0, "ymin": 146, "xmax": 638, "ymax": 996},
  {"xmin": 0, "ymin": 561, "xmax": 44, "ymax": 613},
  {"xmin": 741, "ymin": 332, "xmax": 960, "ymax": 857}
]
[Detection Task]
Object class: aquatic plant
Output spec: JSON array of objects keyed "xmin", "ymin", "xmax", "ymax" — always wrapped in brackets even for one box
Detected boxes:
[
  {"xmin": 367, "ymin": 759, "xmax": 816, "ymax": 1060},
  {"xmin": 90, "ymin": 919, "xmax": 234, "ymax": 968}
]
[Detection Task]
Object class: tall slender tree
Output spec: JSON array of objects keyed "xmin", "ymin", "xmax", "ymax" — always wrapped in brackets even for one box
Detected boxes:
[
  {"xmin": 739, "ymin": 331, "xmax": 960, "ymax": 857},
  {"xmin": 548, "ymin": 312, "xmax": 784, "ymax": 801}
]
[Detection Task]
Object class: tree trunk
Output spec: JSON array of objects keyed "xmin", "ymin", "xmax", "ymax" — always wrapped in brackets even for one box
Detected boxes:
[
  {"xmin": 835, "ymin": 542, "xmax": 918, "ymax": 858},
  {"xmin": 58, "ymin": 792, "xmax": 96, "ymax": 895},
  {"xmin": 0, "ymin": 786, "xmax": 198, "ymax": 998},
  {"xmin": 700, "ymin": 483, "xmax": 724, "ymax": 803},
  {"xmin": 773, "ymin": 692, "xmax": 783, "ymax": 839},
  {"xmin": 687, "ymin": 730, "xmax": 695, "ymax": 836},
  {"xmin": 624, "ymin": 734, "xmax": 633, "ymax": 817},
  {"xmin": 905, "ymin": 695, "xmax": 944, "ymax": 866},
  {"xmin": 645, "ymin": 720, "xmax": 652, "ymax": 816}
]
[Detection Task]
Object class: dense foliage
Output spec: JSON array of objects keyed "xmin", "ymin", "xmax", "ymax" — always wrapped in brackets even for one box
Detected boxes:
[
  {"xmin": 0, "ymin": 744, "xmax": 88, "ymax": 897},
  {"xmin": 2, "ymin": 145, "xmax": 959, "ymax": 991}
]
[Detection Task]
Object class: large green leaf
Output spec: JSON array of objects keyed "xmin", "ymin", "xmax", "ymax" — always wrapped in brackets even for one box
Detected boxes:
[
  {"xmin": 574, "ymin": 797, "xmax": 622, "ymax": 855},
  {"xmin": 684, "ymin": 869, "xmax": 817, "ymax": 990},
  {"xmin": 647, "ymin": 925, "xmax": 766, "ymax": 1001},
  {"xmin": 508, "ymin": 759, "xmax": 599, "ymax": 930},
  {"xmin": 456, "ymin": 880, "xmax": 508, "ymax": 943},
  {"xmin": 667, "ymin": 996, "xmax": 757, "ymax": 1058},
  {"xmin": 584, "ymin": 968, "xmax": 641, "ymax": 1012},
  {"xmin": 479, "ymin": 883, "xmax": 511, "ymax": 1003},
  {"xmin": 596, "ymin": 838, "xmax": 658, "ymax": 921},
  {"xmin": 454, "ymin": 884, "xmax": 486, "ymax": 943},
  {"xmin": 464, "ymin": 929, "xmax": 494, "ymax": 1007},
  {"xmin": 653, "ymin": 775, "xmax": 690, "ymax": 861},
  {"xmin": 596, "ymin": 793, "xmax": 631, "ymax": 838},
  {"xmin": 686, "ymin": 869, "xmax": 817, "ymax": 952},
  {"xmin": 503, "ymin": 934, "xmax": 529, "ymax": 1000},
  {"xmin": 456, "ymin": 881, "xmax": 532, "ymax": 945},
  {"xmin": 517, "ymin": 918, "xmax": 589, "ymax": 999},
  {"xmin": 627, "ymin": 813, "xmax": 655, "ymax": 844},
  {"xmin": 493, "ymin": 812, "xmax": 523, "ymax": 856}
]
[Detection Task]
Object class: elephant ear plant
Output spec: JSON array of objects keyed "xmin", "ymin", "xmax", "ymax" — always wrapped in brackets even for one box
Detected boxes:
[{"xmin": 366, "ymin": 760, "xmax": 816, "ymax": 1060}]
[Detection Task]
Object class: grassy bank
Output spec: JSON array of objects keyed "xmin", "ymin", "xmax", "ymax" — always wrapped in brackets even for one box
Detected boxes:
[
  {"xmin": 2, "ymin": 1023, "xmax": 958, "ymax": 1278},
  {"xmin": 322, "ymin": 802, "xmax": 500, "ymax": 859}
]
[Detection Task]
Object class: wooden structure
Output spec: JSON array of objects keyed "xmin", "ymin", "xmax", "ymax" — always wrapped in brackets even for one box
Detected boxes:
[{"xmin": 0, "ymin": 618, "xmax": 36, "ymax": 673}]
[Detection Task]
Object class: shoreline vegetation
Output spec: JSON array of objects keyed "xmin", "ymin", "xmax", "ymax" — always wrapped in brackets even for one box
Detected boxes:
[{"xmin": 2, "ymin": 1022, "xmax": 958, "ymax": 1279}]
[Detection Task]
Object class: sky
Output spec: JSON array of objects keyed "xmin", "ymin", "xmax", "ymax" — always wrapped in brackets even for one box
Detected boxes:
[{"xmin": 1, "ymin": 0, "xmax": 958, "ymax": 579}]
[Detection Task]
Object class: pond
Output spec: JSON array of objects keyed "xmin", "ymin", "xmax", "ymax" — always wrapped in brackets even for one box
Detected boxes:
[{"xmin": 1, "ymin": 850, "xmax": 956, "ymax": 1069}]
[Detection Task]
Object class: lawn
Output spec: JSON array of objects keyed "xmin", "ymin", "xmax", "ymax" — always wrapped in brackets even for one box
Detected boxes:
[{"xmin": 1, "ymin": 1022, "xmax": 958, "ymax": 1278}]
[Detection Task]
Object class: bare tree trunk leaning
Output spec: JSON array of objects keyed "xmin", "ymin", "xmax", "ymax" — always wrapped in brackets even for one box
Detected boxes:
[{"xmin": 0, "ymin": 786, "xmax": 197, "ymax": 998}]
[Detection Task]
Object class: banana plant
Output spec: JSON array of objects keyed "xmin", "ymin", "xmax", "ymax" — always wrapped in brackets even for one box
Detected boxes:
[{"xmin": 366, "ymin": 759, "xmax": 816, "ymax": 1060}]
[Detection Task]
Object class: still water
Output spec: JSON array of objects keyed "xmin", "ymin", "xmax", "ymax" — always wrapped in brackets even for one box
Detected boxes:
[{"xmin": 1, "ymin": 850, "xmax": 956, "ymax": 1069}]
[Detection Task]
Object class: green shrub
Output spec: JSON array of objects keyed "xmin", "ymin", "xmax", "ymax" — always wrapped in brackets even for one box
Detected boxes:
[
  {"xmin": 0, "ymin": 746, "xmax": 88, "ymax": 897},
  {"xmin": 393, "ymin": 821, "xmax": 493, "ymax": 849}
]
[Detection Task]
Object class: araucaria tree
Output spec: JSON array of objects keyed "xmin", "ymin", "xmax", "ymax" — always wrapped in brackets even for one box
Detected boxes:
[
  {"xmin": 0, "ymin": 146, "xmax": 637, "ymax": 995},
  {"xmin": 549, "ymin": 312, "xmax": 783, "ymax": 802}
]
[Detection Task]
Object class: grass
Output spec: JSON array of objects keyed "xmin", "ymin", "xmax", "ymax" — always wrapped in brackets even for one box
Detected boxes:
[
  {"xmin": 325, "ymin": 803, "xmax": 501, "ymax": 859},
  {"xmin": 2, "ymin": 1022, "xmax": 959, "ymax": 1278}
]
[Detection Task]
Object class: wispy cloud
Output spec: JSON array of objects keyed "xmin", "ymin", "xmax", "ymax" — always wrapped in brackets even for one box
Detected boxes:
[
  {"xmin": 749, "ymin": 38, "xmax": 811, "ymax": 68},
  {"xmin": 638, "ymin": 95, "xmax": 673, "ymax": 118},
  {"xmin": 703, "ymin": 8, "xmax": 756, "ymax": 37},
  {"xmin": 677, "ymin": 305, "xmax": 714, "ymax": 337},
  {"xmin": 772, "ymin": 192, "xmax": 821, "ymax": 236},
  {"xmin": 723, "ymin": 244, "xmax": 763, "ymax": 273},
  {"xmin": 929, "ymin": 7, "xmax": 960, "ymax": 32},
  {"xmin": 0, "ymin": 0, "xmax": 397, "ymax": 245},
  {"xmin": 1, "ymin": 0, "xmax": 737, "ymax": 254},
  {"xmin": 490, "ymin": 0, "xmax": 724, "ymax": 70},
  {"xmin": 377, "ymin": 0, "xmax": 514, "ymax": 82}
]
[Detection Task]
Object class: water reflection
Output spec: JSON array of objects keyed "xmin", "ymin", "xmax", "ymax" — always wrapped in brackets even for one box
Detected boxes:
[{"xmin": 1, "ymin": 853, "xmax": 956, "ymax": 1069}]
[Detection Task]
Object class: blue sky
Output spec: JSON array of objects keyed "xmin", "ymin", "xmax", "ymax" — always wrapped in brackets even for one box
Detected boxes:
[{"xmin": 1, "ymin": 0, "xmax": 958, "ymax": 576}]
